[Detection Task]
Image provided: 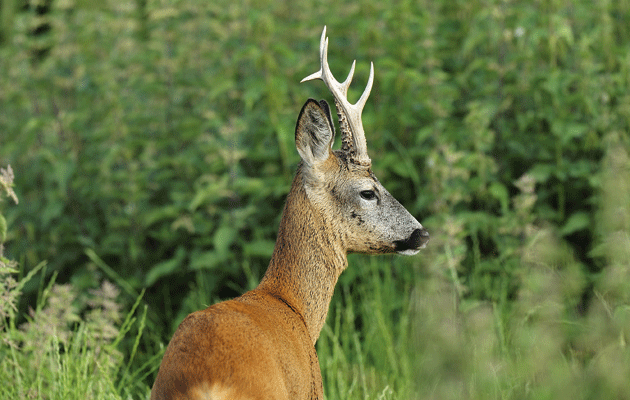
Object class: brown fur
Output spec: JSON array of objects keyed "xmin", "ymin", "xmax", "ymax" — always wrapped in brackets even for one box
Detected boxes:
[
  {"xmin": 151, "ymin": 163, "xmax": 338, "ymax": 400},
  {"xmin": 151, "ymin": 99, "xmax": 427, "ymax": 400}
]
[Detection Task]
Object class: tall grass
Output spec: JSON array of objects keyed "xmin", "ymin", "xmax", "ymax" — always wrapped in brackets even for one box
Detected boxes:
[
  {"xmin": 295, "ymin": 137, "xmax": 629, "ymax": 400},
  {"xmin": 411, "ymin": 137, "xmax": 630, "ymax": 399},
  {"xmin": 1, "ymin": 137, "xmax": 629, "ymax": 400},
  {"xmin": 0, "ymin": 267, "xmax": 154, "ymax": 399},
  {"xmin": 319, "ymin": 256, "xmax": 417, "ymax": 400},
  {"xmin": 1, "ymin": 0, "xmax": 630, "ymax": 398},
  {"xmin": 0, "ymin": 166, "xmax": 156, "ymax": 400}
]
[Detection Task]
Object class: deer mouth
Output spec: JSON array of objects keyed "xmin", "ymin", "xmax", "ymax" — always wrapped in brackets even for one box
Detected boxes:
[{"xmin": 394, "ymin": 228, "xmax": 429, "ymax": 255}]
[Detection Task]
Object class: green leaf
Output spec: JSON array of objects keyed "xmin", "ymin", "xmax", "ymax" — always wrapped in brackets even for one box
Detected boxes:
[
  {"xmin": 189, "ymin": 176, "xmax": 230, "ymax": 212},
  {"xmin": 244, "ymin": 240, "xmax": 275, "ymax": 258},
  {"xmin": 528, "ymin": 163, "xmax": 555, "ymax": 183},
  {"xmin": 552, "ymin": 121, "xmax": 588, "ymax": 145},
  {"xmin": 189, "ymin": 250, "xmax": 227, "ymax": 271},
  {"xmin": 560, "ymin": 212, "xmax": 590, "ymax": 236},
  {"xmin": 0, "ymin": 214, "xmax": 6, "ymax": 243},
  {"xmin": 145, "ymin": 246, "xmax": 186, "ymax": 286},
  {"xmin": 214, "ymin": 225, "xmax": 237, "ymax": 257},
  {"xmin": 489, "ymin": 182, "xmax": 509, "ymax": 215}
]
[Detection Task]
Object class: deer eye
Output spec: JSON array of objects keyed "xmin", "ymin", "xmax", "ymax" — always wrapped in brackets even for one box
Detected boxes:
[{"xmin": 359, "ymin": 190, "xmax": 377, "ymax": 201}]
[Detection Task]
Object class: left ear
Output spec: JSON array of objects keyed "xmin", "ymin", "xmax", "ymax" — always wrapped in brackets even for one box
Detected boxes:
[{"xmin": 295, "ymin": 99, "xmax": 335, "ymax": 168}]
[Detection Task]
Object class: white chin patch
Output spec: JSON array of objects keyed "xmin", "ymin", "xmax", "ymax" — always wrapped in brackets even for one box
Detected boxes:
[{"xmin": 397, "ymin": 248, "xmax": 420, "ymax": 256}]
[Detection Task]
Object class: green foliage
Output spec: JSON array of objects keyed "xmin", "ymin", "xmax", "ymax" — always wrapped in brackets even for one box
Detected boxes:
[
  {"xmin": 0, "ymin": 164, "xmax": 20, "ymax": 327},
  {"xmin": 0, "ymin": 0, "xmax": 629, "ymax": 398},
  {"xmin": 0, "ymin": 266, "xmax": 154, "ymax": 399},
  {"xmin": 319, "ymin": 256, "xmax": 417, "ymax": 400},
  {"xmin": 412, "ymin": 140, "xmax": 630, "ymax": 399},
  {"xmin": 0, "ymin": 165, "xmax": 154, "ymax": 399}
]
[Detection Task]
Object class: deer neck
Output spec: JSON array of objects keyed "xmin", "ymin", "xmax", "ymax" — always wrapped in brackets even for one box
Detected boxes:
[{"xmin": 257, "ymin": 170, "xmax": 347, "ymax": 344}]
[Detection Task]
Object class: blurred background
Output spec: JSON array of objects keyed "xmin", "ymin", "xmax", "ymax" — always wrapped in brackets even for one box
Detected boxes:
[{"xmin": 1, "ymin": 0, "xmax": 629, "ymax": 399}]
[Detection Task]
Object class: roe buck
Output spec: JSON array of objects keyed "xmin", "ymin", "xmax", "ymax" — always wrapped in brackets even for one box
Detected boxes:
[{"xmin": 150, "ymin": 26, "xmax": 429, "ymax": 400}]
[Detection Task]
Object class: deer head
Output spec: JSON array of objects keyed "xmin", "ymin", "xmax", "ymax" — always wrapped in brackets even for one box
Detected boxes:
[{"xmin": 295, "ymin": 27, "xmax": 429, "ymax": 256}]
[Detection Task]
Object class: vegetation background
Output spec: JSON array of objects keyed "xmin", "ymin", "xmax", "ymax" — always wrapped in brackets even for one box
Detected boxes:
[{"xmin": 1, "ymin": 0, "xmax": 630, "ymax": 399}]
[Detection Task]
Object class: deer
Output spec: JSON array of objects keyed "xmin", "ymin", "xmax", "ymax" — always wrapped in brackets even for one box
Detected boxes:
[{"xmin": 150, "ymin": 26, "xmax": 429, "ymax": 400}]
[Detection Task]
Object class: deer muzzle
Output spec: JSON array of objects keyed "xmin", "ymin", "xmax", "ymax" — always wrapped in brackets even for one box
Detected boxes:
[{"xmin": 394, "ymin": 227, "xmax": 430, "ymax": 255}]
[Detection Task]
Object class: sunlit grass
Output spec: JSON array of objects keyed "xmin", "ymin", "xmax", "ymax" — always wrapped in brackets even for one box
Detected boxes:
[
  {"xmin": 410, "ymin": 139, "xmax": 630, "ymax": 400},
  {"xmin": 0, "ymin": 264, "xmax": 152, "ymax": 400},
  {"xmin": 0, "ymin": 172, "xmax": 153, "ymax": 400},
  {"xmin": 1, "ymin": 0, "xmax": 630, "ymax": 398},
  {"xmin": 1, "ymin": 143, "xmax": 629, "ymax": 400}
]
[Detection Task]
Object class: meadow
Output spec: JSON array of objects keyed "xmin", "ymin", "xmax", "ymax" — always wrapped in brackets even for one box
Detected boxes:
[{"xmin": 1, "ymin": 0, "xmax": 630, "ymax": 399}]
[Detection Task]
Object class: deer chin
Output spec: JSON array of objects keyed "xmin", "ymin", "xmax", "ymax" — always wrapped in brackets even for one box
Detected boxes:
[{"xmin": 397, "ymin": 248, "xmax": 421, "ymax": 256}]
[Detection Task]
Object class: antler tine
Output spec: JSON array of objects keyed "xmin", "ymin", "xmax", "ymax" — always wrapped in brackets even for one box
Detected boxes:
[
  {"xmin": 300, "ymin": 26, "xmax": 367, "ymax": 107},
  {"xmin": 355, "ymin": 61, "xmax": 374, "ymax": 114},
  {"xmin": 301, "ymin": 27, "xmax": 347, "ymax": 97},
  {"xmin": 301, "ymin": 26, "xmax": 373, "ymax": 165},
  {"xmin": 340, "ymin": 60, "xmax": 356, "ymax": 97},
  {"xmin": 300, "ymin": 27, "xmax": 328, "ymax": 84}
]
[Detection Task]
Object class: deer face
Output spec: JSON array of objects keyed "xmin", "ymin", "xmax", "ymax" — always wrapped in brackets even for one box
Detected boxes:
[
  {"xmin": 297, "ymin": 27, "xmax": 428, "ymax": 256},
  {"xmin": 295, "ymin": 99, "xmax": 428, "ymax": 256},
  {"xmin": 333, "ymin": 164, "xmax": 428, "ymax": 255}
]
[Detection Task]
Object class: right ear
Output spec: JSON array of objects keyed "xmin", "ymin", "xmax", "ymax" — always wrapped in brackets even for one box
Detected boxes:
[{"xmin": 295, "ymin": 99, "xmax": 335, "ymax": 167}]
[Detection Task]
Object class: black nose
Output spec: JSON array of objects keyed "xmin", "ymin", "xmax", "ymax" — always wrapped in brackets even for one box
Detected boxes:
[{"xmin": 394, "ymin": 228, "xmax": 429, "ymax": 252}]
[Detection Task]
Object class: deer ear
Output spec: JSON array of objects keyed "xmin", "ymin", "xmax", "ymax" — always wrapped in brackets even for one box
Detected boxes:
[{"xmin": 295, "ymin": 99, "xmax": 335, "ymax": 167}]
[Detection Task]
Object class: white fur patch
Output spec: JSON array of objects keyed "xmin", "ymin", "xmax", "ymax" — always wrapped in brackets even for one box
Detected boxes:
[{"xmin": 191, "ymin": 383, "xmax": 253, "ymax": 400}]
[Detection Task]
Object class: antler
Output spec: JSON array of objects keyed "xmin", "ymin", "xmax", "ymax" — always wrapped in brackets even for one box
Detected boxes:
[{"xmin": 301, "ymin": 26, "xmax": 374, "ymax": 166}]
